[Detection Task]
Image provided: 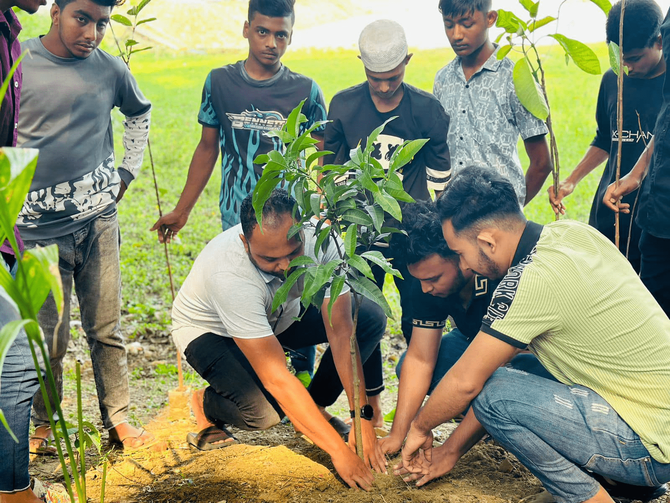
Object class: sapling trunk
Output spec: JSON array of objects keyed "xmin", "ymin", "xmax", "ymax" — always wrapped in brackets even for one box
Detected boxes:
[
  {"xmin": 350, "ymin": 292, "xmax": 364, "ymax": 460},
  {"xmin": 615, "ymin": 0, "xmax": 626, "ymax": 248}
]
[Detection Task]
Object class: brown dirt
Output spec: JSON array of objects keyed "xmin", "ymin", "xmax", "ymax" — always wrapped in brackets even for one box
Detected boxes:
[{"xmin": 83, "ymin": 407, "xmax": 545, "ymax": 503}]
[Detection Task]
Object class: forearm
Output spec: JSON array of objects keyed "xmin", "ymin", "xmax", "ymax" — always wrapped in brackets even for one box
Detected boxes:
[
  {"xmin": 565, "ymin": 146, "xmax": 609, "ymax": 186},
  {"xmin": 627, "ymin": 136, "xmax": 654, "ymax": 186},
  {"xmin": 523, "ymin": 135, "xmax": 552, "ymax": 204},
  {"xmin": 390, "ymin": 356, "xmax": 435, "ymax": 439},
  {"xmin": 440, "ymin": 408, "xmax": 487, "ymax": 460},
  {"xmin": 119, "ymin": 109, "xmax": 152, "ymax": 186},
  {"xmin": 412, "ymin": 371, "xmax": 478, "ymax": 434},
  {"xmin": 173, "ymin": 141, "xmax": 219, "ymax": 215},
  {"xmin": 266, "ymin": 368, "xmax": 350, "ymax": 457}
]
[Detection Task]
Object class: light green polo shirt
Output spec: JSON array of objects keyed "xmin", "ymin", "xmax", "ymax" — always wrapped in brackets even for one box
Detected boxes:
[{"xmin": 482, "ymin": 220, "xmax": 670, "ymax": 464}]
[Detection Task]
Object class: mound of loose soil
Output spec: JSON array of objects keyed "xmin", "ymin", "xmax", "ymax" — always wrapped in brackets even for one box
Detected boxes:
[{"xmin": 85, "ymin": 407, "xmax": 546, "ymax": 503}]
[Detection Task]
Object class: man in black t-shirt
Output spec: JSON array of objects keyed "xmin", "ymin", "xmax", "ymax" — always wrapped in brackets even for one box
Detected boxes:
[
  {"xmin": 378, "ymin": 201, "xmax": 551, "ymax": 456},
  {"xmin": 549, "ymin": 0, "xmax": 665, "ymax": 272},
  {"xmin": 324, "ymin": 19, "xmax": 451, "ymax": 347}
]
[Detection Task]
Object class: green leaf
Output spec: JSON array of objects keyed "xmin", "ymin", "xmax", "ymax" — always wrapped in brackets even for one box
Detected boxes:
[
  {"xmin": 315, "ymin": 226, "xmax": 332, "ymax": 256},
  {"xmin": 111, "ymin": 14, "xmax": 132, "ymax": 26},
  {"xmin": 528, "ymin": 16, "xmax": 556, "ymax": 33},
  {"xmin": 306, "ymin": 150, "xmax": 330, "ymax": 168},
  {"xmin": 342, "ymin": 208, "xmax": 373, "ymax": 226},
  {"xmin": 15, "ymin": 245, "xmax": 63, "ymax": 317},
  {"xmin": 285, "ymin": 99, "xmax": 307, "ymax": 138},
  {"xmin": 344, "ymin": 223, "xmax": 357, "ymax": 257},
  {"xmin": 125, "ymin": 39, "xmax": 138, "ymax": 47},
  {"xmin": 497, "ymin": 44, "xmax": 512, "ymax": 60},
  {"xmin": 361, "ymin": 251, "xmax": 402, "ymax": 278},
  {"xmin": 364, "ymin": 204, "xmax": 384, "ymax": 233},
  {"xmin": 608, "ymin": 41, "xmax": 627, "ymax": 76},
  {"xmin": 590, "ymin": 0, "xmax": 611, "ymax": 15},
  {"xmin": 0, "ymin": 409, "xmax": 17, "ymax": 442},
  {"xmin": 272, "ymin": 268, "xmax": 308, "ymax": 312},
  {"xmin": 389, "ymin": 139, "xmax": 428, "ymax": 173},
  {"xmin": 129, "ymin": 46, "xmax": 153, "ymax": 55},
  {"xmin": 0, "ymin": 148, "xmax": 39, "ymax": 240},
  {"xmin": 309, "ymin": 193, "xmax": 321, "ymax": 218},
  {"xmin": 529, "ymin": 1, "xmax": 539, "ymax": 17},
  {"xmin": 512, "ymin": 57, "xmax": 549, "ymax": 121},
  {"xmin": 326, "ymin": 275, "xmax": 346, "ymax": 321},
  {"xmin": 348, "ymin": 255, "xmax": 374, "ymax": 280},
  {"xmin": 496, "ymin": 9, "xmax": 525, "ymax": 33},
  {"xmin": 0, "ymin": 51, "xmax": 25, "ymax": 113},
  {"xmin": 288, "ymin": 256, "xmax": 315, "ymax": 269},
  {"xmin": 303, "ymin": 261, "xmax": 340, "ymax": 301},
  {"xmin": 373, "ymin": 191, "xmax": 402, "ymax": 221},
  {"xmin": 136, "ymin": 17, "xmax": 157, "ymax": 26},
  {"xmin": 349, "ymin": 276, "xmax": 393, "ymax": 319},
  {"xmin": 519, "ymin": 0, "xmax": 535, "ymax": 15},
  {"xmin": 550, "ymin": 34, "xmax": 601, "ymax": 75},
  {"xmin": 383, "ymin": 408, "xmax": 396, "ymax": 422}
]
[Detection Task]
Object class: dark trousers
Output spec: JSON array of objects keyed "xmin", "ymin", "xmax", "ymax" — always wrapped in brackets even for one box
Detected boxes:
[
  {"xmin": 184, "ymin": 297, "xmax": 386, "ymax": 431},
  {"xmin": 639, "ymin": 230, "xmax": 670, "ymax": 316}
]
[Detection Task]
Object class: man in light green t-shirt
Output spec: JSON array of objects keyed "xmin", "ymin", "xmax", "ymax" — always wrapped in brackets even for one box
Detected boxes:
[{"xmin": 397, "ymin": 166, "xmax": 670, "ymax": 503}]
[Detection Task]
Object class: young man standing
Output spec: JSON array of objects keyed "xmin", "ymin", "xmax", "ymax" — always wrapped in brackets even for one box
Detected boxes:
[
  {"xmin": 433, "ymin": 0, "xmax": 552, "ymax": 205},
  {"xmin": 605, "ymin": 6, "xmax": 670, "ymax": 317},
  {"xmin": 378, "ymin": 200, "xmax": 550, "ymax": 456},
  {"xmin": 0, "ymin": 0, "xmax": 47, "ymax": 500},
  {"xmin": 17, "ymin": 0, "xmax": 153, "ymax": 451},
  {"xmin": 550, "ymin": 0, "xmax": 665, "ymax": 273},
  {"xmin": 152, "ymin": 0, "xmax": 326, "ymax": 239},
  {"xmin": 172, "ymin": 189, "xmax": 386, "ymax": 488},
  {"xmin": 324, "ymin": 19, "xmax": 451, "ymax": 347},
  {"xmin": 398, "ymin": 167, "xmax": 670, "ymax": 503}
]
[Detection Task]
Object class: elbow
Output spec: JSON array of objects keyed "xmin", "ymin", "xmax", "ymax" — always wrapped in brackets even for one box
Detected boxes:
[{"xmin": 448, "ymin": 371, "xmax": 484, "ymax": 402}]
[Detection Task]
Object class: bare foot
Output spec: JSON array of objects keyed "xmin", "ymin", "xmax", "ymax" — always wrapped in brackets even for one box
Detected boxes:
[
  {"xmin": 190, "ymin": 388, "xmax": 215, "ymax": 431},
  {"xmin": 0, "ymin": 488, "xmax": 42, "ymax": 503},
  {"xmin": 368, "ymin": 394, "xmax": 385, "ymax": 429},
  {"xmin": 108, "ymin": 423, "xmax": 155, "ymax": 450}
]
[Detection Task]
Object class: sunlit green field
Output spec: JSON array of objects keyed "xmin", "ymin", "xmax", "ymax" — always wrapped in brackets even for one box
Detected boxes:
[{"xmin": 15, "ymin": 11, "xmax": 609, "ymax": 327}]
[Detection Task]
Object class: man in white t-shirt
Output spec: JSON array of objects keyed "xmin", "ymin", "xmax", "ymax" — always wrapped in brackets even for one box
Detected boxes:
[{"xmin": 172, "ymin": 189, "xmax": 387, "ymax": 489}]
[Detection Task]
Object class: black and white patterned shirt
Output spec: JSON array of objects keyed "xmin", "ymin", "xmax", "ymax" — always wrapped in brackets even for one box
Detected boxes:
[{"xmin": 433, "ymin": 47, "xmax": 547, "ymax": 205}]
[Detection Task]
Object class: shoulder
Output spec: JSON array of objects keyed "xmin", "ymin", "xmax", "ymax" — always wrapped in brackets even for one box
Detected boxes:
[
  {"xmin": 282, "ymin": 66, "xmax": 318, "ymax": 87},
  {"xmin": 435, "ymin": 59, "xmax": 458, "ymax": 79},
  {"xmin": 405, "ymin": 83, "xmax": 445, "ymax": 109},
  {"xmin": 94, "ymin": 49, "xmax": 129, "ymax": 73},
  {"xmin": 331, "ymin": 83, "xmax": 367, "ymax": 106}
]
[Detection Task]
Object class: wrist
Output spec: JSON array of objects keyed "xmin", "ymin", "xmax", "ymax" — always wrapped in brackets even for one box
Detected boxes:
[{"xmin": 350, "ymin": 404, "xmax": 374, "ymax": 421}]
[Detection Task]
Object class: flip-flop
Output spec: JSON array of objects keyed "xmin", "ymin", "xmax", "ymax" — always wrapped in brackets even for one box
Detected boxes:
[
  {"xmin": 29, "ymin": 435, "xmax": 58, "ymax": 457},
  {"xmin": 108, "ymin": 427, "xmax": 157, "ymax": 451},
  {"xmin": 328, "ymin": 416, "xmax": 351, "ymax": 440},
  {"xmin": 186, "ymin": 425, "xmax": 238, "ymax": 451}
]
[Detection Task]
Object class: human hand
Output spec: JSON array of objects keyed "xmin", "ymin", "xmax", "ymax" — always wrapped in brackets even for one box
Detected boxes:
[
  {"xmin": 115, "ymin": 180, "xmax": 128, "ymax": 203},
  {"xmin": 547, "ymin": 179, "xmax": 575, "ymax": 216},
  {"xmin": 603, "ymin": 175, "xmax": 640, "ymax": 213},
  {"xmin": 395, "ymin": 423, "xmax": 433, "ymax": 483},
  {"xmin": 150, "ymin": 210, "xmax": 188, "ymax": 243},
  {"xmin": 379, "ymin": 431, "xmax": 404, "ymax": 456},
  {"xmin": 331, "ymin": 448, "xmax": 374, "ymax": 490},
  {"xmin": 348, "ymin": 420, "xmax": 387, "ymax": 474},
  {"xmin": 395, "ymin": 443, "xmax": 457, "ymax": 487}
]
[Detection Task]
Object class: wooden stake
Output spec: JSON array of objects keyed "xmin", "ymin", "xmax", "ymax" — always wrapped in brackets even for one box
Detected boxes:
[
  {"xmin": 350, "ymin": 293, "xmax": 364, "ymax": 460},
  {"xmin": 615, "ymin": 0, "xmax": 626, "ymax": 249}
]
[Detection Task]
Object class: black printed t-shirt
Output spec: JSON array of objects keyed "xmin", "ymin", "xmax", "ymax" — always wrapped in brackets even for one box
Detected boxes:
[
  {"xmin": 589, "ymin": 69, "xmax": 664, "ymax": 260},
  {"xmin": 410, "ymin": 275, "xmax": 494, "ymax": 339},
  {"xmin": 323, "ymin": 82, "xmax": 451, "ymax": 202}
]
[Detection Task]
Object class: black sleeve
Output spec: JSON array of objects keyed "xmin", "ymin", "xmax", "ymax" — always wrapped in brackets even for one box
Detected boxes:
[
  {"xmin": 410, "ymin": 281, "xmax": 450, "ymax": 329},
  {"xmin": 591, "ymin": 72, "xmax": 613, "ymax": 152}
]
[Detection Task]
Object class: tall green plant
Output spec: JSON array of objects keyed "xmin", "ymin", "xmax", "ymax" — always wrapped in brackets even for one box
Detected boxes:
[
  {"xmin": 252, "ymin": 100, "xmax": 426, "ymax": 458},
  {"xmin": 495, "ymin": 0, "xmax": 611, "ymax": 216}
]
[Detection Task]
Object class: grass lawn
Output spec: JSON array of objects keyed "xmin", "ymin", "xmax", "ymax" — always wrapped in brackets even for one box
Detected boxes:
[{"xmin": 14, "ymin": 9, "xmax": 610, "ymax": 331}]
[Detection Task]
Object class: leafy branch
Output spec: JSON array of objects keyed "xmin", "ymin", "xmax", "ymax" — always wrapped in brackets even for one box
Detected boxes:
[
  {"xmin": 496, "ymin": 0, "xmax": 611, "ymax": 217},
  {"xmin": 252, "ymin": 100, "xmax": 426, "ymax": 458}
]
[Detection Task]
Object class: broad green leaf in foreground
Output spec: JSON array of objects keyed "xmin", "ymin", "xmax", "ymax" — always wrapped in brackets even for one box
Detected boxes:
[
  {"xmin": 512, "ymin": 57, "xmax": 549, "ymax": 121},
  {"xmin": 550, "ymin": 34, "xmax": 601, "ymax": 75}
]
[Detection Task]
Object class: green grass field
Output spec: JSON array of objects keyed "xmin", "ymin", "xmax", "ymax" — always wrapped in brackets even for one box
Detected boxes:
[{"xmin": 15, "ymin": 11, "xmax": 610, "ymax": 330}]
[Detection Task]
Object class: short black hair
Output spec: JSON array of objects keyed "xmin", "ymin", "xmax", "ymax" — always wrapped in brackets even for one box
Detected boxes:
[
  {"xmin": 240, "ymin": 188, "xmax": 297, "ymax": 240},
  {"xmin": 606, "ymin": 0, "xmax": 663, "ymax": 52},
  {"xmin": 438, "ymin": 0, "xmax": 492, "ymax": 18},
  {"xmin": 436, "ymin": 166, "xmax": 525, "ymax": 236},
  {"xmin": 395, "ymin": 200, "xmax": 458, "ymax": 266},
  {"xmin": 55, "ymin": 0, "xmax": 124, "ymax": 9},
  {"xmin": 248, "ymin": 0, "xmax": 295, "ymax": 24}
]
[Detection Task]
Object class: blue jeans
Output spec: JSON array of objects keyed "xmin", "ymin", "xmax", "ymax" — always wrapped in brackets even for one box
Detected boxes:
[
  {"xmin": 0, "ymin": 294, "xmax": 43, "ymax": 492},
  {"xmin": 24, "ymin": 208, "xmax": 129, "ymax": 430},
  {"xmin": 396, "ymin": 328, "xmax": 555, "ymax": 392},
  {"xmin": 473, "ymin": 367, "xmax": 670, "ymax": 503},
  {"xmin": 184, "ymin": 297, "xmax": 386, "ymax": 430}
]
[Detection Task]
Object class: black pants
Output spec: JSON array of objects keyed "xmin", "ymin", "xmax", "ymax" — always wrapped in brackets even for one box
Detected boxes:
[
  {"xmin": 639, "ymin": 230, "xmax": 670, "ymax": 316},
  {"xmin": 184, "ymin": 297, "xmax": 386, "ymax": 431}
]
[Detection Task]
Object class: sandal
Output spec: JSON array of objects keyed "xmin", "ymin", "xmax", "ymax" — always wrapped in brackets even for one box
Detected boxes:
[
  {"xmin": 187, "ymin": 425, "xmax": 238, "ymax": 451},
  {"xmin": 30, "ymin": 426, "xmax": 57, "ymax": 457},
  {"xmin": 108, "ymin": 426, "xmax": 157, "ymax": 451}
]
